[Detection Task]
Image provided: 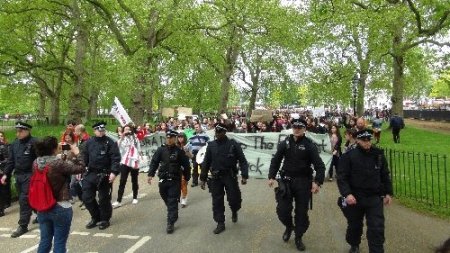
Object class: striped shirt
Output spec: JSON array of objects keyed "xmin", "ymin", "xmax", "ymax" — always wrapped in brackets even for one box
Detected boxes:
[{"xmin": 189, "ymin": 133, "xmax": 209, "ymax": 153}]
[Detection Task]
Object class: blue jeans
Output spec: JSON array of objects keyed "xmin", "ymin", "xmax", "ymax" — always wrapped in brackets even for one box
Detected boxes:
[{"xmin": 37, "ymin": 204, "xmax": 73, "ymax": 253}]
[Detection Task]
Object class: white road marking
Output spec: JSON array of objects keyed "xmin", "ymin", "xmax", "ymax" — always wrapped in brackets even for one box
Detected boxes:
[
  {"xmin": 0, "ymin": 234, "xmax": 11, "ymax": 237},
  {"xmin": 71, "ymin": 231, "xmax": 90, "ymax": 236},
  {"xmin": 123, "ymin": 193, "xmax": 147, "ymax": 199},
  {"xmin": 20, "ymin": 234, "xmax": 38, "ymax": 239},
  {"xmin": 124, "ymin": 236, "xmax": 151, "ymax": 253},
  {"xmin": 20, "ymin": 244, "xmax": 38, "ymax": 253},
  {"xmin": 93, "ymin": 233, "xmax": 113, "ymax": 238},
  {"xmin": 118, "ymin": 235, "xmax": 140, "ymax": 240},
  {"xmin": 0, "ymin": 228, "xmax": 12, "ymax": 231}
]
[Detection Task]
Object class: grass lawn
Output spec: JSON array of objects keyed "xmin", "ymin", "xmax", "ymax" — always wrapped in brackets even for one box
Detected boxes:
[{"xmin": 375, "ymin": 124, "xmax": 450, "ymax": 219}]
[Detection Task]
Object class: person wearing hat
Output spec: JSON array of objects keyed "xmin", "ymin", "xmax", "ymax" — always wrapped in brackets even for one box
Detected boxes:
[
  {"xmin": 268, "ymin": 118, "xmax": 325, "ymax": 251},
  {"xmin": 147, "ymin": 129, "xmax": 191, "ymax": 234},
  {"xmin": 199, "ymin": 123, "xmax": 249, "ymax": 234},
  {"xmin": 337, "ymin": 129, "xmax": 393, "ymax": 253},
  {"xmin": 1, "ymin": 122, "xmax": 38, "ymax": 238},
  {"xmin": 81, "ymin": 121, "xmax": 121, "ymax": 230}
]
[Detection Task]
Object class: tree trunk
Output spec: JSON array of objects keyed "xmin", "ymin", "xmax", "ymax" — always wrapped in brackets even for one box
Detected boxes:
[
  {"xmin": 68, "ymin": 0, "xmax": 89, "ymax": 123},
  {"xmin": 86, "ymin": 88, "xmax": 99, "ymax": 120},
  {"xmin": 357, "ymin": 71, "xmax": 368, "ymax": 116},
  {"xmin": 131, "ymin": 72, "xmax": 147, "ymax": 126},
  {"xmin": 219, "ymin": 43, "xmax": 239, "ymax": 114},
  {"xmin": 391, "ymin": 22, "xmax": 405, "ymax": 117},
  {"xmin": 37, "ymin": 91, "xmax": 46, "ymax": 119}
]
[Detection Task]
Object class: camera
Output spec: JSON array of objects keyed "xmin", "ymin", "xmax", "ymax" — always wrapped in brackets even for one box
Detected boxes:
[{"xmin": 62, "ymin": 144, "xmax": 71, "ymax": 151}]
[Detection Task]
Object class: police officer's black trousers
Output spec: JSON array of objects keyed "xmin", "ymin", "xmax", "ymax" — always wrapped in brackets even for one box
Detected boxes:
[
  {"xmin": 345, "ymin": 196, "xmax": 385, "ymax": 253},
  {"xmin": 15, "ymin": 174, "xmax": 33, "ymax": 227},
  {"xmin": 159, "ymin": 179, "xmax": 181, "ymax": 224},
  {"xmin": 82, "ymin": 172, "xmax": 113, "ymax": 222},
  {"xmin": 209, "ymin": 173, "xmax": 241, "ymax": 223},
  {"xmin": 191, "ymin": 153, "xmax": 199, "ymax": 184},
  {"xmin": 275, "ymin": 177, "xmax": 310, "ymax": 236}
]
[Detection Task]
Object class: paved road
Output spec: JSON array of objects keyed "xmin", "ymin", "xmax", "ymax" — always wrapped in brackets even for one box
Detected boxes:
[{"xmin": 1, "ymin": 175, "xmax": 449, "ymax": 253}]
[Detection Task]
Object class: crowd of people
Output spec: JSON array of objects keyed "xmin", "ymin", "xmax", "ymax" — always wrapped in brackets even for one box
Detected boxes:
[{"xmin": 0, "ymin": 106, "xmax": 421, "ymax": 253}]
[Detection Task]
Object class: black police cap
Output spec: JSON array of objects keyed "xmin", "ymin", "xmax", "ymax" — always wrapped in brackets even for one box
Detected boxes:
[
  {"xmin": 15, "ymin": 121, "xmax": 32, "ymax": 130},
  {"xmin": 92, "ymin": 121, "xmax": 107, "ymax": 131},
  {"xmin": 166, "ymin": 130, "xmax": 178, "ymax": 137},
  {"xmin": 356, "ymin": 129, "xmax": 373, "ymax": 140},
  {"xmin": 291, "ymin": 118, "xmax": 306, "ymax": 128}
]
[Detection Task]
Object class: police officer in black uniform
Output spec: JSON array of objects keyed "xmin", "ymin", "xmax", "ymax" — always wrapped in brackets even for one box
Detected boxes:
[
  {"xmin": 82, "ymin": 122, "xmax": 121, "ymax": 230},
  {"xmin": 337, "ymin": 129, "xmax": 393, "ymax": 253},
  {"xmin": 200, "ymin": 123, "xmax": 249, "ymax": 234},
  {"xmin": 268, "ymin": 118, "xmax": 325, "ymax": 251},
  {"xmin": 1, "ymin": 122, "xmax": 38, "ymax": 238},
  {"xmin": 147, "ymin": 130, "xmax": 191, "ymax": 234}
]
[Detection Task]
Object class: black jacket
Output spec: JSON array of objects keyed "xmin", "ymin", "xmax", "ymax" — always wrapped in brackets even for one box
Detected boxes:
[
  {"xmin": 0, "ymin": 142, "xmax": 9, "ymax": 174},
  {"xmin": 337, "ymin": 145, "xmax": 393, "ymax": 198},
  {"xmin": 148, "ymin": 144, "xmax": 191, "ymax": 181},
  {"xmin": 83, "ymin": 135, "xmax": 121, "ymax": 174},
  {"xmin": 200, "ymin": 136, "xmax": 249, "ymax": 182},
  {"xmin": 4, "ymin": 135, "xmax": 37, "ymax": 176},
  {"xmin": 268, "ymin": 134, "xmax": 325, "ymax": 185}
]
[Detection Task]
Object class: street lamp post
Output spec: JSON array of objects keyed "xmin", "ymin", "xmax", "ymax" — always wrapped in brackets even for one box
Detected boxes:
[{"xmin": 352, "ymin": 73, "xmax": 359, "ymax": 117}]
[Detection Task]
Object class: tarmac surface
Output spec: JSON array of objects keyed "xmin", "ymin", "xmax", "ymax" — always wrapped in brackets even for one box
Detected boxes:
[{"xmin": 1, "ymin": 175, "xmax": 449, "ymax": 253}]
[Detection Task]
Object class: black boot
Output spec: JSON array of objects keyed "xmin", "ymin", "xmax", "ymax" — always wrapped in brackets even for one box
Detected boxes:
[
  {"xmin": 282, "ymin": 226, "xmax": 293, "ymax": 242},
  {"xmin": 0, "ymin": 209, "xmax": 4, "ymax": 217},
  {"xmin": 166, "ymin": 223, "xmax": 174, "ymax": 234},
  {"xmin": 295, "ymin": 236, "xmax": 305, "ymax": 251},
  {"xmin": 98, "ymin": 221, "xmax": 110, "ymax": 230},
  {"xmin": 231, "ymin": 211, "xmax": 238, "ymax": 223},
  {"xmin": 349, "ymin": 245, "xmax": 360, "ymax": 253},
  {"xmin": 213, "ymin": 222, "xmax": 225, "ymax": 234},
  {"xmin": 85, "ymin": 219, "xmax": 98, "ymax": 229},
  {"xmin": 11, "ymin": 226, "xmax": 28, "ymax": 238}
]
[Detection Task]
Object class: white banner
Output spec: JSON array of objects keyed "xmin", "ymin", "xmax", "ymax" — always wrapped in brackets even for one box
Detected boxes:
[
  {"xmin": 107, "ymin": 131, "xmax": 333, "ymax": 179},
  {"xmin": 110, "ymin": 97, "xmax": 133, "ymax": 127}
]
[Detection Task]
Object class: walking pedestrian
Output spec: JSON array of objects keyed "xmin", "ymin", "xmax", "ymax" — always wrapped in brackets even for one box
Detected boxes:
[
  {"xmin": 82, "ymin": 122, "xmax": 121, "ymax": 230},
  {"xmin": 337, "ymin": 129, "xmax": 393, "ymax": 253},
  {"xmin": 200, "ymin": 123, "xmax": 249, "ymax": 234},
  {"xmin": 1, "ymin": 122, "xmax": 38, "ymax": 238},
  {"xmin": 147, "ymin": 130, "xmax": 191, "ymax": 234},
  {"xmin": 268, "ymin": 118, "xmax": 326, "ymax": 251}
]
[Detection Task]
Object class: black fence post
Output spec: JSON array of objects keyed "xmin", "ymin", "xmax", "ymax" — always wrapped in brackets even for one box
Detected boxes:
[{"xmin": 444, "ymin": 155, "xmax": 448, "ymax": 209}]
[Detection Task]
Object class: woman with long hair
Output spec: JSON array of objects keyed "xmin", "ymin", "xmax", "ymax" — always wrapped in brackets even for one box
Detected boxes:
[
  {"xmin": 177, "ymin": 132, "xmax": 192, "ymax": 208},
  {"xmin": 33, "ymin": 136, "xmax": 85, "ymax": 253},
  {"xmin": 328, "ymin": 124, "xmax": 342, "ymax": 181},
  {"xmin": 113, "ymin": 124, "xmax": 141, "ymax": 208}
]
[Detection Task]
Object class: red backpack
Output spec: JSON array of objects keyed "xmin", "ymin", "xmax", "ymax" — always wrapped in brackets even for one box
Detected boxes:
[{"xmin": 28, "ymin": 162, "xmax": 56, "ymax": 212}]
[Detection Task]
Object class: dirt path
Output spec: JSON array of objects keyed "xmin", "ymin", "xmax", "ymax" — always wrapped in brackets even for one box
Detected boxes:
[{"xmin": 404, "ymin": 118, "xmax": 450, "ymax": 135}]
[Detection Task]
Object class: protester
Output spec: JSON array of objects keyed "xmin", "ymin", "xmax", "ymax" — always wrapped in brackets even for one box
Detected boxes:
[
  {"xmin": 113, "ymin": 124, "xmax": 141, "ymax": 208},
  {"xmin": 177, "ymin": 132, "xmax": 193, "ymax": 208}
]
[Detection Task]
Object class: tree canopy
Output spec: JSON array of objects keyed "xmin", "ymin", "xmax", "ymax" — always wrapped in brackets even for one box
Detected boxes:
[{"xmin": 0, "ymin": 0, "xmax": 449, "ymax": 124}]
